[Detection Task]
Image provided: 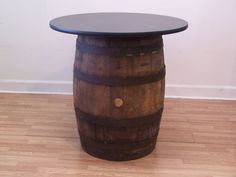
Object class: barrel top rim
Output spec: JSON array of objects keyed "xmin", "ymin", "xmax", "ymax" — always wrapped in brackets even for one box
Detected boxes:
[{"xmin": 49, "ymin": 12, "xmax": 188, "ymax": 37}]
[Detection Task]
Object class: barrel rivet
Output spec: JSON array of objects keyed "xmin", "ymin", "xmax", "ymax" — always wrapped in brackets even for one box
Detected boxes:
[
  {"xmin": 140, "ymin": 52, "xmax": 145, "ymax": 56},
  {"xmin": 152, "ymin": 50, "xmax": 158, "ymax": 54},
  {"xmin": 126, "ymin": 54, "xmax": 133, "ymax": 57}
]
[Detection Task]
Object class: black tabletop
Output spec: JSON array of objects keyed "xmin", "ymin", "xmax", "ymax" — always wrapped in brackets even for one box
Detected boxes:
[{"xmin": 49, "ymin": 13, "xmax": 188, "ymax": 37}]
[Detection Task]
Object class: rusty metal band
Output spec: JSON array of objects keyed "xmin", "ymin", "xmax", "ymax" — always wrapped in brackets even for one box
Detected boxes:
[
  {"xmin": 75, "ymin": 106, "xmax": 163, "ymax": 128},
  {"xmin": 74, "ymin": 66, "xmax": 165, "ymax": 86},
  {"xmin": 79, "ymin": 132, "xmax": 157, "ymax": 150},
  {"xmin": 76, "ymin": 40, "xmax": 163, "ymax": 57}
]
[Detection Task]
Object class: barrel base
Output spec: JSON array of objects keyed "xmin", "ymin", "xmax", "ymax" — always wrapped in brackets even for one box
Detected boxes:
[{"xmin": 79, "ymin": 134, "xmax": 157, "ymax": 161}]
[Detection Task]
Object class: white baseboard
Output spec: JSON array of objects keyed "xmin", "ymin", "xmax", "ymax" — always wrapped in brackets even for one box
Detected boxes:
[
  {"xmin": 0, "ymin": 80, "xmax": 236, "ymax": 100},
  {"xmin": 166, "ymin": 84, "xmax": 236, "ymax": 100},
  {"xmin": 0, "ymin": 80, "xmax": 73, "ymax": 95}
]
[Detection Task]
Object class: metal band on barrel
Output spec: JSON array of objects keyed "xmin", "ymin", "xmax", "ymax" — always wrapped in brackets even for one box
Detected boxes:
[
  {"xmin": 76, "ymin": 40, "xmax": 163, "ymax": 57},
  {"xmin": 75, "ymin": 106, "xmax": 163, "ymax": 128},
  {"xmin": 79, "ymin": 132, "xmax": 157, "ymax": 149},
  {"xmin": 74, "ymin": 66, "xmax": 165, "ymax": 87}
]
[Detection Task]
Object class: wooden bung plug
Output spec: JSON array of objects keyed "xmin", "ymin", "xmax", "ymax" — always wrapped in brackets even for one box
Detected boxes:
[{"xmin": 114, "ymin": 98, "xmax": 124, "ymax": 108}]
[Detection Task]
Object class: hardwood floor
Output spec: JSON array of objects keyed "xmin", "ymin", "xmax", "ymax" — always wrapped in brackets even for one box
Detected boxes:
[{"xmin": 0, "ymin": 93, "xmax": 236, "ymax": 177}]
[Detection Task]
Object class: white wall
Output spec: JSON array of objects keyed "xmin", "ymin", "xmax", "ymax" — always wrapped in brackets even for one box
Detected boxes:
[{"xmin": 0, "ymin": 0, "xmax": 236, "ymax": 99}]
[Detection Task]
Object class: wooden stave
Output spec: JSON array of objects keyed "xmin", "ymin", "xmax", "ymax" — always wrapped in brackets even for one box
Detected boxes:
[{"xmin": 73, "ymin": 35, "xmax": 165, "ymax": 160}]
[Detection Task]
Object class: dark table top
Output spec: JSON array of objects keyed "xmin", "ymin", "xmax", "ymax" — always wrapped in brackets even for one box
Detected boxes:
[{"xmin": 49, "ymin": 13, "xmax": 188, "ymax": 37}]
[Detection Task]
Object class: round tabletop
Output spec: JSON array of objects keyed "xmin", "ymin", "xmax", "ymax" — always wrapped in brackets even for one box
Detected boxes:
[{"xmin": 49, "ymin": 13, "xmax": 188, "ymax": 37}]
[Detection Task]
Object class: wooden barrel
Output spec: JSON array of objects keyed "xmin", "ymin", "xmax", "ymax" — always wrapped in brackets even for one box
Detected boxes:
[{"xmin": 73, "ymin": 35, "xmax": 165, "ymax": 161}]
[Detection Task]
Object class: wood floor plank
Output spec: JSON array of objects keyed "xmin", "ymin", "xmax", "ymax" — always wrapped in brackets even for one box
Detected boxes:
[{"xmin": 0, "ymin": 93, "xmax": 236, "ymax": 177}]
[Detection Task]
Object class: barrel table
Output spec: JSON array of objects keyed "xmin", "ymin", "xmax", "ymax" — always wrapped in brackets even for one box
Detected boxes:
[{"xmin": 50, "ymin": 13, "xmax": 188, "ymax": 161}]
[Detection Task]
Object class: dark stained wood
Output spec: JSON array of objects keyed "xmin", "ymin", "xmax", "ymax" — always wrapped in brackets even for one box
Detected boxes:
[{"xmin": 73, "ymin": 35, "xmax": 165, "ymax": 160}]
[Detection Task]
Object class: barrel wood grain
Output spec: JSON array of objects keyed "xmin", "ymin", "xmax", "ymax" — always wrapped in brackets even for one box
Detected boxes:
[{"xmin": 73, "ymin": 36, "xmax": 165, "ymax": 160}]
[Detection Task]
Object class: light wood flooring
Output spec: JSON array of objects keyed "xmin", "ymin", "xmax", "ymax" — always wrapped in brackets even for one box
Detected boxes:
[{"xmin": 0, "ymin": 93, "xmax": 236, "ymax": 177}]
